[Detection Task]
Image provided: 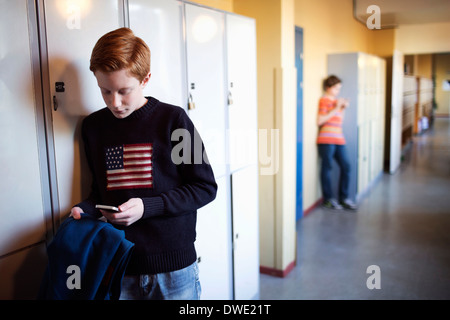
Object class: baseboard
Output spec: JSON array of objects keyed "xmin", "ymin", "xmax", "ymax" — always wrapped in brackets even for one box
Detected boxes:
[
  {"xmin": 303, "ymin": 197, "xmax": 323, "ymax": 217},
  {"xmin": 259, "ymin": 199, "xmax": 323, "ymax": 278},
  {"xmin": 260, "ymin": 260, "xmax": 296, "ymax": 278}
]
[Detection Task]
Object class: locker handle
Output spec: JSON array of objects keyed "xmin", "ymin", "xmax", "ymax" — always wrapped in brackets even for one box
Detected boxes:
[
  {"xmin": 188, "ymin": 93, "xmax": 195, "ymax": 110},
  {"xmin": 53, "ymin": 95, "xmax": 58, "ymax": 111},
  {"xmin": 228, "ymin": 91, "xmax": 234, "ymax": 106}
]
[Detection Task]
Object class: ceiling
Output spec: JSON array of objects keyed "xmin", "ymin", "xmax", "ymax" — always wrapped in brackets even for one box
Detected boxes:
[{"xmin": 353, "ymin": 0, "xmax": 450, "ymax": 29}]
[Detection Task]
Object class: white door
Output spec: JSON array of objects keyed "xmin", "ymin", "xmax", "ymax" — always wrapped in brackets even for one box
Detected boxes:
[
  {"xmin": 226, "ymin": 14, "xmax": 259, "ymax": 300},
  {"xmin": 43, "ymin": 0, "xmax": 123, "ymax": 221},
  {"xmin": 185, "ymin": 3, "xmax": 227, "ymax": 179},
  {"xmin": 185, "ymin": 3, "xmax": 232, "ymax": 300},
  {"xmin": 0, "ymin": 0, "xmax": 49, "ymax": 298},
  {"xmin": 195, "ymin": 176, "xmax": 233, "ymax": 300},
  {"xmin": 389, "ymin": 50, "xmax": 404, "ymax": 174},
  {"xmin": 231, "ymin": 166, "xmax": 260, "ymax": 300},
  {"xmin": 128, "ymin": 0, "xmax": 186, "ymax": 108},
  {"xmin": 226, "ymin": 14, "xmax": 258, "ymax": 173}
]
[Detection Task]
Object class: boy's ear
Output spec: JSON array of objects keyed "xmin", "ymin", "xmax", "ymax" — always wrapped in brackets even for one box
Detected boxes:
[{"xmin": 141, "ymin": 72, "xmax": 152, "ymax": 87}]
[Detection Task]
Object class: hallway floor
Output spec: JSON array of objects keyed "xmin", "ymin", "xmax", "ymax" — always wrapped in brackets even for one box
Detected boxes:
[{"xmin": 260, "ymin": 118, "xmax": 450, "ymax": 300}]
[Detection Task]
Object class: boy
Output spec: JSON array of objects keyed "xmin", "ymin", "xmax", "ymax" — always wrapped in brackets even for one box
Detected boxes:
[
  {"xmin": 317, "ymin": 75, "xmax": 357, "ymax": 210},
  {"xmin": 70, "ymin": 27, "xmax": 217, "ymax": 299}
]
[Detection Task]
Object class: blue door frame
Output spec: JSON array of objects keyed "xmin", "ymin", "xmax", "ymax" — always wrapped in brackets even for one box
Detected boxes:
[{"xmin": 295, "ymin": 26, "xmax": 304, "ymax": 221}]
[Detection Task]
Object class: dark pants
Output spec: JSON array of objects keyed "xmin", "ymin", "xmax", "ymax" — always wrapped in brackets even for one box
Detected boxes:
[{"xmin": 318, "ymin": 144, "xmax": 351, "ymax": 202}]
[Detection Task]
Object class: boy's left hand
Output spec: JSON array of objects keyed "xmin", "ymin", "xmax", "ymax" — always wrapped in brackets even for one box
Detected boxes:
[{"xmin": 100, "ymin": 198, "xmax": 144, "ymax": 226}]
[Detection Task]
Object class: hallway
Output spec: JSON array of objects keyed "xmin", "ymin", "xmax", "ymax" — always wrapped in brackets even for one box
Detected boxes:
[{"xmin": 260, "ymin": 118, "xmax": 450, "ymax": 300}]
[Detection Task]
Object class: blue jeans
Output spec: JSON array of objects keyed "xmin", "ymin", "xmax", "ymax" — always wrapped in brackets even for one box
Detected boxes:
[
  {"xmin": 119, "ymin": 262, "xmax": 201, "ymax": 300},
  {"xmin": 318, "ymin": 144, "xmax": 351, "ymax": 202}
]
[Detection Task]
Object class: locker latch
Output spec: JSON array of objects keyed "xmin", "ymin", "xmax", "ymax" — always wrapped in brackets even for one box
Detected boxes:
[
  {"xmin": 228, "ymin": 91, "xmax": 234, "ymax": 105},
  {"xmin": 188, "ymin": 93, "xmax": 195, "ymax": 110}
]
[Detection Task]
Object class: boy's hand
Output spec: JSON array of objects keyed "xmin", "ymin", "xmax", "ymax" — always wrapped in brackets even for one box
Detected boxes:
[
  {"xmin": 100, "ymin": 198, "xmax": 144, "ymax": 226},
  {"xmin": 70, "ymin": 206, "xmax": 84, "ymax": 220},
  {"xmin": 337, "ymin": 98, "xmax": 349, "ymax": 109}
]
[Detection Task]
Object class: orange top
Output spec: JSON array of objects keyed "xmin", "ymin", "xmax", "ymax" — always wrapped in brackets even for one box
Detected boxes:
[{"xmin": 316, "ymin": 96, "xmax": 346, "ymax": 145}]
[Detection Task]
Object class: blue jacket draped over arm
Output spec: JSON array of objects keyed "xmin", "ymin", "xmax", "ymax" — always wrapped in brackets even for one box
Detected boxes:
[{"xmin": 38, "ymin": 214, "xmax": 134, "ymax": 300}]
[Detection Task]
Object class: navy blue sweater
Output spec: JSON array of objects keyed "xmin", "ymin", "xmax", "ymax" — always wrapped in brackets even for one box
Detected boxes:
[{"xmin": 76, "ymin": 97, "xmax": 217, "ymax": 275}]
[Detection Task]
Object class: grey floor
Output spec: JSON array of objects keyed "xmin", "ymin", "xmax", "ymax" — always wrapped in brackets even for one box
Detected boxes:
[{"xmin": 260, "ymin": 118, "xmax": 450, "ymax": 300}]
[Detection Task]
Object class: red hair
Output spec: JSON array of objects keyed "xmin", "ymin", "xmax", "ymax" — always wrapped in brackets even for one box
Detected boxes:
[{"xmin": 90, "ymin": 27, "xmax": 150, "ymax": 82}]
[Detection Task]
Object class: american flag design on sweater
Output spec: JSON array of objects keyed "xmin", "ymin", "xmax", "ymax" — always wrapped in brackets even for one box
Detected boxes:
[{"xmin": 105, "ymin": 143, "xmax": 153, "ymax": 190}]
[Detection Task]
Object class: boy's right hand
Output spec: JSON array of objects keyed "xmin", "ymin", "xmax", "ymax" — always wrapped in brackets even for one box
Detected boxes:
[
  {"xmin": 70, "ymin": 206, "xmax": 84, "ymax": 220},
  {"xmin": 337, "ymin": 98, "xmax": 349, "ymax": 110}
]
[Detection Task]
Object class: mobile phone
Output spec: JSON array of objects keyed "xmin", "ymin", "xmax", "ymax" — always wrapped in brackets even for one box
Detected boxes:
[{"xmin": 95, "ymin": 204, "xmax": 119, "ymax": 212}]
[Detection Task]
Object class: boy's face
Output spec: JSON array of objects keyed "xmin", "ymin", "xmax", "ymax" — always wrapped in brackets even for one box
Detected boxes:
[
  {"xmin": 94, "ymin": 69, "xmax": 151, "ymax": 119},
  {"xmin": 326, "ymin": 83, "xmax": 342, "ymax": 98}
]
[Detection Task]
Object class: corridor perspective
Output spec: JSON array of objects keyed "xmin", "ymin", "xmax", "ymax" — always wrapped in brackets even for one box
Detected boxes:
[{"xmin": 260, "ymin": 118, "xmax": 450, "ymax": 300}]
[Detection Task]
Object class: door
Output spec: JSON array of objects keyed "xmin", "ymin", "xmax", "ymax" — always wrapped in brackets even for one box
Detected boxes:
[
  {"xmin": 0, "ymin": 0, "xmax": 51, "ymax": 298},
  {"xmin": 128, "ymin": 0, "xmax": 186, "ymax": 108},
  {"xmin": 42, "ymin": 0, "xmax": 123, "ymax": 222},
  {"xmin": 295, "ymin": 26, "xmax": 303, "ymax": 220},
  {"xmin": 195, "ymin": 176, "xmax": 233, "ymax": 300},
  {"xmin": 226, "ymin": 14, "xmax": 258, "ymax": 173},
  {"xmin": 231, "ymin": 166, "xmax": 259, "ymax": 300},
  {"xmin": 185, "ymin": 3, "xmax": 232, "ymax": 300},
  {"xmin": 226, "ymin": 14, "xmax": 259, "ymax": 300},
  {"xmin": 185, "ymin": 3, "xmax": 227, "ymax": 179}
]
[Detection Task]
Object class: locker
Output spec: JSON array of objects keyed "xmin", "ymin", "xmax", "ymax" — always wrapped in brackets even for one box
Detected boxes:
[
  {"xmin": 0, "ymin": 0, "xmax": 46, "ymax": 256},
  {"xmin": 226, "ymin": 14, "xmax": 258, "ymax": 173},
  {"xmin": 0, "ymin": 0, "xmax": 50, "ymax": 298},
  {"xmin": 42, "ymin": 0, "xmax": 123, "ymax": 220},
  {"xmin": 231, "ymin": 165, "xmax": 259, "ymax": 300},
  {"xmin": 226, "ymin": 14, "xmax": 259, "ymax": 300},
  {"xmin": 0, "ymin": 244, "xmax": 47, "ymax": 299},
  {"xmin": 195, "ymin": 176, "xmax": 233, "ymax": 300},
  {"xmin": 184, "ymin": 5, "xmax": 259, "ymax": 300},
  {"xmin": 183, "ymin": 3, "xmax": 232, "ymax": 300},
  {"xmin": 127, "ymin": 1, "xmax": 259, "ymax": 300},
  {"xmin": 328, "ymin": 52, "xmax": 386, "ymax": 200},
  {"xmin": 185, "ymin": 4, "xmax": 227, "ymax": 179},
  {"xmin": 128, "ymin": 0, "xmax": 186, "ymax": 108}
]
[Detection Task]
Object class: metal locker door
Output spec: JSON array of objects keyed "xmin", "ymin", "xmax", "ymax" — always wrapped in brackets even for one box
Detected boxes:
[
  {"xmin": 226, "ymin": 13, "xmax": 259, "ymax": 300},
  {"xmin": 128, "ymin": 0, "xmax": 185, "ymax": 108},
  {"xmin": 231, "ymin": 165, "xmax": 260, "ymax": 300},
  {"xmin": 195, "ymin": 176, "xmax": 233, "ymax": 300},
  {"xmin": 185, "ymin": 3, "xmax": 232, "ymax": 300},
  {"xmin": 226, "ymin": 14, "xmax": 258, "ymax": 173},
  {"xmin": 185, "ymin": 4, "xmax": 227, "ymax": 179},
  {"xmin": 42, "ymin": 0, "xmax": 123, "ymax": 221},
  {"xmin": 0, "ymin": 0, "xmax": 50, "ymax": 298}
]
